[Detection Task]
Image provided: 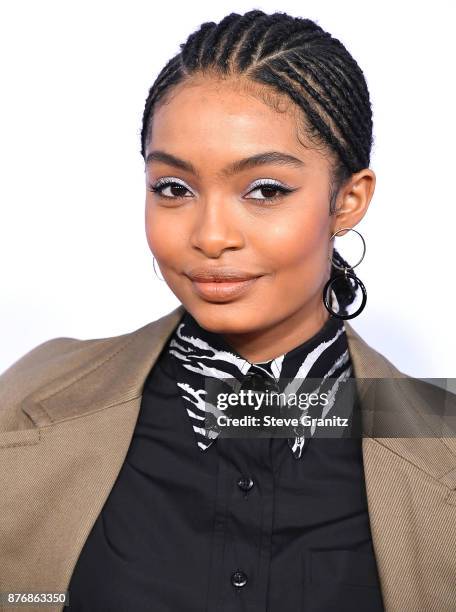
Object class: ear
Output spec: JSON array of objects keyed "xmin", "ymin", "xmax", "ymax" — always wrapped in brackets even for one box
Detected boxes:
[{"xmin": 330, "ymin": 168, "xmax": 376, "ymax": 234}]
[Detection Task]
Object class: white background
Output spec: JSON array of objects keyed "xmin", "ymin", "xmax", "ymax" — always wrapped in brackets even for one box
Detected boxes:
[{"xmin": 1, "ymin": 1, "xmax": 454, "ymax": 377}]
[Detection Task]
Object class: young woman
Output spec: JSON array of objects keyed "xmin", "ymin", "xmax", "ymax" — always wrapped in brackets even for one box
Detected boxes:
[{"xmin": 1, "ymin": 9, "xmax": 455, "ymax": 612}]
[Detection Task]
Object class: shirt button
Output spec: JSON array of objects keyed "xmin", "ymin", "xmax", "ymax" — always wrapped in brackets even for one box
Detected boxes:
[
  {"xmin": 237, "ymin": 476, "xmax": 254, "ymax": 492},
  {"xmin": 231, "ymin": 569, "xmax": 248, "ymax": 588}
]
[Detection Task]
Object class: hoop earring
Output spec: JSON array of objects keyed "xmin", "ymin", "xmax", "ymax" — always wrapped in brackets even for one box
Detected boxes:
[
  {"xmin": 322, "ymin": 227, "xmax": 367, "ymax": 320},
  {"xmin": 152, "ymin": 256, "xmax": 165, "ymax": 282}
]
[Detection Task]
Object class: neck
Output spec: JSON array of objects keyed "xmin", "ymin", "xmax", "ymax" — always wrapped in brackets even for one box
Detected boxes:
[{"xmin": 221, "ymin": 297, "xmax": 331, "ymax": 364}]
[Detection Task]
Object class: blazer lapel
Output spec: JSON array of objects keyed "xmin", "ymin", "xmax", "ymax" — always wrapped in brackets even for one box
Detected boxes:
[
  {"xmin": 1, "ymin": 306, "xmax": 455, "ymax": 612},
  {"xmin": 0, "ymin": 306, "xmax": 185, "ymax": 612},
  {"xmin": 344, "ymin": 320, "xmax": 456, "ymax": 611}
]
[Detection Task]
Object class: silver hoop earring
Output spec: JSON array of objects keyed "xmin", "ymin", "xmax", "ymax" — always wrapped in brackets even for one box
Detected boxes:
[
  {"xmin": 322, "ymin": 227, "xmax": 367, "ymax": 320},
  {"xmin": 152, "ymin": 256, "xmax": 165, "ymax": 282}
]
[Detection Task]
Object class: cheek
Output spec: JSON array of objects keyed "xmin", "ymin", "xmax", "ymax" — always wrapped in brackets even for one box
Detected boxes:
[
  {"xmin": 254, "ymin": 206, "xmax": 329, "ymax": 275},
  {"xmin": 145, "ymin": 201, "xmax": 185, "ymax": 263}
]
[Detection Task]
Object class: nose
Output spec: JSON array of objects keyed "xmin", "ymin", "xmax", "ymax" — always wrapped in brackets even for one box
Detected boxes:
[{"xmin": 190, "ymin": 197, "xmax": 244, "ymax": 257}]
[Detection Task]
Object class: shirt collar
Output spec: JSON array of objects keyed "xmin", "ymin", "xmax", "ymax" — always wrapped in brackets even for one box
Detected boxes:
[{"xmin": 168, "ymin": 309, "xmax": 352, "ymax": 459}]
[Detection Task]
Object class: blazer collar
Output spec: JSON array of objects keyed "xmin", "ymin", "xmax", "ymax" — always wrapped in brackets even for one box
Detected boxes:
[{"xmin": 21, "ymin": 304, "xmax": 456, "ymax": 487}]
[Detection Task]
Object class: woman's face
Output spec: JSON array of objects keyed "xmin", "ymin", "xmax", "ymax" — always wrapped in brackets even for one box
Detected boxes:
[{"xmin": 144, "ymin": 76, "xmax": 373, "ymax": 356}]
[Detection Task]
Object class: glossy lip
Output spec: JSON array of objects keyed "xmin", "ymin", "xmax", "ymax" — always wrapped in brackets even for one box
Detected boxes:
[
  {"xmin": 185, "ymin": 265, "xmax": 261, "ymax": 282},
  {"xmin": 189, "ymin": 277, "xmax": 260, "ymax": 302}
]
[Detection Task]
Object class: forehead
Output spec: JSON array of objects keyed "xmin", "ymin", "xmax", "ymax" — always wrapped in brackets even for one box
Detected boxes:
[{"xmin": 148, "ymin": 75, "xmax": 313, "ymax": 155}]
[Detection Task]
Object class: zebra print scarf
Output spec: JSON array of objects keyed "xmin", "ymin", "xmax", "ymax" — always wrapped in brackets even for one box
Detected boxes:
[{"xmin": 167, "ymin": 309, "xmax": 353, "ymax": 459}]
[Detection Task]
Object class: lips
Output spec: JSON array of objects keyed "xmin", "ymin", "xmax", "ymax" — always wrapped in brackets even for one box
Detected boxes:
[
  {"xmin": 185, "ymin": 269, "xmax": 261, "ymax": 302},
  {"xmin": 186, "ymin": 267, "xmax": 261, "ymax": 283}
]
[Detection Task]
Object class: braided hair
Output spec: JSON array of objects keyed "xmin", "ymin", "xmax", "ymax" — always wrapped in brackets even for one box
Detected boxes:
[{"xmin": 140, "ymin": 10, "xmax": 373, "ymax": 314}]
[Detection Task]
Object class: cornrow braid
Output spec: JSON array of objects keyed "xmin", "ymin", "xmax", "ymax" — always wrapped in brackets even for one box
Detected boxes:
[{"xmin": 140, "ymin": 9, "xmax": 373, "ymax": 315}]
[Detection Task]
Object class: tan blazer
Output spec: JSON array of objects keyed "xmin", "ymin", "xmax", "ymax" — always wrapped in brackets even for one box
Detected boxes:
[{"xmin": 1, "ymin": 304, "xmax": 455, "ymax": 612}]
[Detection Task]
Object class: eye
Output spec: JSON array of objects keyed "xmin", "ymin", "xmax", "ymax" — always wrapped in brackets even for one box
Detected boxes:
[
  {"xmin": 245, "ymin": 179, "xmax": 296, "ymax": 203},
  {"xmin": 148, "ymin": 177, "xmax": 297, "ymax": 204},
  {"xmin": 148, "ymin": 177, "xmax": 194, "ymax": 200}
]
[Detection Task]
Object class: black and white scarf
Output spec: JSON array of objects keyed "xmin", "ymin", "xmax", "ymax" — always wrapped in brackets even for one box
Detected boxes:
[{"xmin": 167, "ymin": 309, "xmax": 353, "ymax": 459}]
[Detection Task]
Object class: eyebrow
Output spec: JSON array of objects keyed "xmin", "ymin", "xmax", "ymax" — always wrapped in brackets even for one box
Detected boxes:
[{"xmin": 145, "ymin": 150, "xmax": 305, "ymax": 178}]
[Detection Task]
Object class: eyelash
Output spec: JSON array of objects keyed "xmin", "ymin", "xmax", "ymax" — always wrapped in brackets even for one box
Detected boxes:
[{"xmin": 147, "ymin": 178, "xmax": 296, "ymax": 204}]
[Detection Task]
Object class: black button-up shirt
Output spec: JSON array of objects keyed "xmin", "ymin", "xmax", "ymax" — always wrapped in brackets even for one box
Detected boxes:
[{"xmin": 68, "ymin": 310, "xmax": 384, "ymax": 611}]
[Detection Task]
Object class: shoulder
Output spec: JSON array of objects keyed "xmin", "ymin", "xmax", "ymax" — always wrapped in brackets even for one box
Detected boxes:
[
  {"xmin": 0, "ymin": 333, "xmax": 126, "ymax": 432},
  {"xmin": 343, "ymin": 320, "xmax": 405, "ymax": 378},
  {"xmin": 343, "ymin": 322, "xmax": 456, "ymax": 442},
  {"xmin": 0, "ymin": 306, "xmax": 186, "ymax": 432}
]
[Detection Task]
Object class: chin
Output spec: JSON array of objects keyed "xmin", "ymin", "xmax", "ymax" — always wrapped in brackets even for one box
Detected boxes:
[{"xmin": 185, "ymin": 301, "xmax": 262, "ymax": 335}]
